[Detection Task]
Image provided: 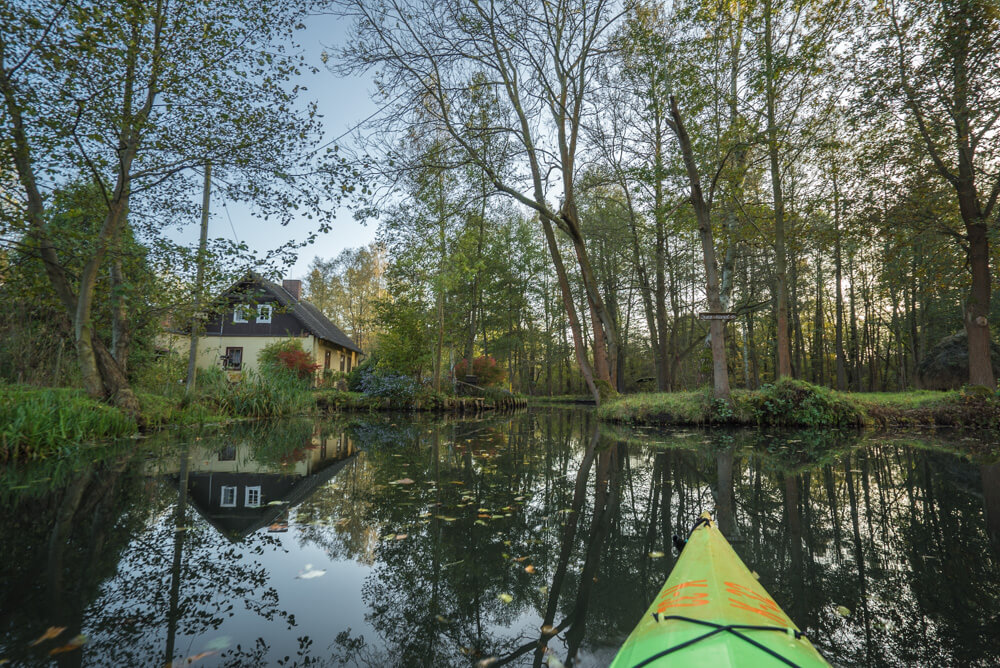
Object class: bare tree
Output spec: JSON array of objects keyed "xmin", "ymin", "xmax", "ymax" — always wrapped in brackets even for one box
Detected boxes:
[{"xmin": 331, "ymin": 0, "xmax": 625, "ymax": 402}]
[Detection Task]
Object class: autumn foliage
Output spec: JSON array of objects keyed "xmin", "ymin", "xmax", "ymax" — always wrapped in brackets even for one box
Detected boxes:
[
  {"xmin": 453, "ymin": 356, "xmax": 506, "ymax": 387},
  {"xmin": 276, "ymin": 349, "xmax": 321, "ymax": 380}
]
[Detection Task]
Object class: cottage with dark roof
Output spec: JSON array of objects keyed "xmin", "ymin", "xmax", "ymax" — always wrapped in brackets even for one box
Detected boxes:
[{"xmin": 189, "ymin": 272, "xmax": 362, "ymax": 380}]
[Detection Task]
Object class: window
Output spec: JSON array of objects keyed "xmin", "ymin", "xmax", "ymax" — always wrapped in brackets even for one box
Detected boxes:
[
  {"xmin": 257, "ymin": 303, "xmax": 272, "ymax": 324},
  {"xmin": 324, "ymin": 350, "xmax": 331, "ymax": 370},
  {"xmin": 245, "ymin": 486, "xmax": 261, "ymax": 508},
  {"xmin": 346, "ymin": 354, "xmax": 352, "ymax": 373},
  {"xmin": 220, "ymin": 486, "xmax": 237, "ymax": 508},
  {"xmin": 233, "ymin": 305, "xmax": 249, "ymax": 323},
  {"xmin": 218, "ymin": 446, "xmax": 236, "ymax": 461},
  {"xmin": 223, "ymin": 347, "xmax": 243, "ymax": 370}
]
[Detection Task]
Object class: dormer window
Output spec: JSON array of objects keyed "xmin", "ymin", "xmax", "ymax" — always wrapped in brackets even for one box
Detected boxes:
[
  {"xmin": 233, "ymin": 305, "xmax": 249, "ymax": 324},
  {"xmin": 257, "ymin": 303, "xmax": 272, "ymax": 324}
]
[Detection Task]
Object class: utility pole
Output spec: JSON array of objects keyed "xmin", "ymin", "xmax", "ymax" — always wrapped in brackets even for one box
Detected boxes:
[{"xmin": 185, "ymin": 161, "xmax": 211, "ymax": 397}]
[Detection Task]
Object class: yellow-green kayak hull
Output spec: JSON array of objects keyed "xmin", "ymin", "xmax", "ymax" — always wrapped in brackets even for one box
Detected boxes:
[{"xmin": 611, "ymin": 515, "xmax": 830, "ymax": 667}]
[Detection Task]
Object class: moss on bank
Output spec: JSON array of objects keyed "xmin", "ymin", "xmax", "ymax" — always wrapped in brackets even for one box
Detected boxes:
[{"xmin": 597, "ymin": 378, "xmax": 1000, "ymax": 430}]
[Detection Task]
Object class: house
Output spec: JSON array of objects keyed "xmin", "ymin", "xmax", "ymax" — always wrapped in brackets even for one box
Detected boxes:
[{"xmin": 187, "ymin": 272, "xmax": 362, "ymax": 380}]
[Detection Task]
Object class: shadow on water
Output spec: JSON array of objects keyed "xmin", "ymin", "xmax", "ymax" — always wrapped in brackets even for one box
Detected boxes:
[{"xmin": 1, "ymin": 410, "xmax": 999, "ymax": 667}]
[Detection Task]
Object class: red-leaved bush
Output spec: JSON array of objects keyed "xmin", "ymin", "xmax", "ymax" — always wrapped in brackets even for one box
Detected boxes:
[
  {"xmin": 276, "ymin": 349, "xmax": 321, "ymax": 380},
  {"xmin": 453, "ymin": 356, "xmax": 506, "ymax": 387}
]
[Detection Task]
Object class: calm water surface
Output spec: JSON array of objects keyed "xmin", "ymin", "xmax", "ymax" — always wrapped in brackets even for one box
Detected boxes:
[{"xmin": 2, "ymin": 409, "xmax": 999, "ymax": 667}]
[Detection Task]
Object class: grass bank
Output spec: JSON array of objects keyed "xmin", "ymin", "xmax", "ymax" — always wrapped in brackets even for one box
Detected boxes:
[
  {"xmin": 597, "ymin": 378, "xmax": 1000, "ymax": 430},
  {"xmin": 1, "ymin": 368, "xmax": 318, "ymax": 462}
]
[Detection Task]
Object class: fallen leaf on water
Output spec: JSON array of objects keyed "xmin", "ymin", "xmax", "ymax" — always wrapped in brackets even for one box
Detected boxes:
[
  {"xmin": 478, "ymin": 513, "xmax": 491, "ymax": 518},
  {"xmin": 837, "ymin": 605, "xmax": 851, "ymax": 617},
  {"xmin": 524, "ymin": 565, "xmax": 536, "ymax": 574},
  {"xmin": 390, "ymin": 478, "xmax": 415, "ymax": 485},
  {"xmin": 648, "ymin": 551, "xmax": 665, "ymax": 559},
  {"xmin": 540, "ymin": 624, "xmax": 556, "ymax": 636},
  {"xmin": 297, "ymin": 564, "xmax": 326, "ymax": 579},
  {"xmin": 394, "ymin": 534, "xmax": 408, "ymax": 540},
  {"xmin": 30, "ymin": 626, "xmax": 66, "ymax": 646},
  {"xmin": 474, "ymin": 520, "xmax": 487, "ymax": 526},
  {"xmin": 478, "ymin": 508, "xmax": 490, "ymax": 513},
  {"xmin": 267, "ymin": 500, "xmax": 286, "ymax": 506},
  {"xmin": 538, "ymin": 586, "xmax": 548, "ymax": 595},
  {"xmin": 436, "ymin": 615, "xmax": 451, "ymax": 623},
  {"xmin": 514, "ymin": 556, "xmax": 528, "ymax": 562},
  {"xmin": 49, "ymin": 635, "xmax": 86, "ymax": 655},
  {"xmin": 498, "ymin": 593, "xmax": 513, "ymax": 604},
  {"xmin": 476, "ymin": 658, "xmax": 498, "ymax": 668},
  {"xmin": 165, "ymin": 650, "xmax": 217, "ymax": 667},
  {"xmin": 437, "ymin": 516, "xmax": 457, "ymax": 522},
  {"xmin": 543, "ymin": 650, "xmax": 566, "ymax": 668}
]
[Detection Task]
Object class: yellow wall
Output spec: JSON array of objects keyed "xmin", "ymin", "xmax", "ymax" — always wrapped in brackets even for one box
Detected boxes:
[{"xmin": 158, "ymin": 331, "xmax": 358, "ymax": 382}]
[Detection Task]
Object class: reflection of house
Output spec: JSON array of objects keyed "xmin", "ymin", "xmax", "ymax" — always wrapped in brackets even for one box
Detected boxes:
[
  {"xmin": 167, "ymin": 430, "xmax": 357, "ymax": 542},
  {"xmin": 161, "ymin": 272, "xmax": 362, "ymax": 382}
]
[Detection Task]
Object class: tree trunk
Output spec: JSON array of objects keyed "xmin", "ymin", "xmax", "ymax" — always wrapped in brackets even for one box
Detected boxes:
[
  {"xmin": 834, "ymin": 172, "xmax": 848, "ymax": 391},
  {"xmin": 669, "ymin": 96, "xmax": 730, "ymax": 400},
  {"xmin": 541, "ymin": 218, "xmax": 601, "ymax": 404},
  {"xmin": 764, "ymin": 0, "xmax": 792, "ymax": 378}
]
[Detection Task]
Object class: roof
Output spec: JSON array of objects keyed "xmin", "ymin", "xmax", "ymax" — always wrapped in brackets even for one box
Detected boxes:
[{"xmin": 229, "ymin": 272, "xmax": 363, "ymax": 354}]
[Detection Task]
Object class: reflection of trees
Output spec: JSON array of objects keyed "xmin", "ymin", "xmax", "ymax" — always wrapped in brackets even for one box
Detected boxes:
[{"xmin": 3, "ymin": 414, "xmax": 999, "ymax": 666}]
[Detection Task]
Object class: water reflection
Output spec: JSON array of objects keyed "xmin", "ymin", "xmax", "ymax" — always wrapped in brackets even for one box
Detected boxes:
[{"xmin": 0, "ymin": 412, "xmax": 998, "ymax": 667}]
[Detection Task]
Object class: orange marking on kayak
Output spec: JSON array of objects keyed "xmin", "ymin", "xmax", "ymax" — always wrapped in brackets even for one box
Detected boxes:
[
  {"xmin": 657, "ymin": 579, "xmax": 707, "ymax": 599},
  {"xmin": 727, "ymin": 597, "xmax": 787, "ymax": 625}
]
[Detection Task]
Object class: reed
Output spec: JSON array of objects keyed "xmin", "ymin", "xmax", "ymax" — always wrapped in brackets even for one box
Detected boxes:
[{"xmin": 0, "ymin": 386, "xmax": 136, "ymax": 462}]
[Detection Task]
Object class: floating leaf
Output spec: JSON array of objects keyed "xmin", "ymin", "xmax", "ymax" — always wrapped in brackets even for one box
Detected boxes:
[
  {"xmin": 513, "ymin": 556, "xmax": 528, "ymax": 562},
  {"xmin": 837, "ymin": 605, "xmax": 851, "ymax": 617},
  {"xmin": 30, "ymin": 627, "xmax": 66, "ymax": 646},
  {"xmin": 475, "ymin": 520, "xmax": 487, "ymax": 526},
  {"xmin": 203, "ymin": 636, "xmax": 231, "ymax": 651},
  {"xmin": 648, "ymin": 551, "xmax": 665, "ymax": 559},
  {"xmin": 390, "ymin": 478, "xmax": 415, "ymax": 485},
  {"xmin": 498, "ymin": 593, "xmax": 513, "ymax": 604},
  {"xmin": 394, "ymin": 533, "xmax": 408, "ymax": 540},
  {"xmin": 478, "ymin": 513, "xmax": 491, "ymax": 518},
  {"xmin": 524, "ymin": 565, "xmax": 536, "ymax": 574},
  {"xmin": 540, "ymin": 624, "xmax": 556, "ymax": 636},
  {"xmin": 49, "ymin": 635, "xmax": 86, "ymax": 655},
  {"xmin": 436, "ymin": 615, "xmax": 451, "ymax": 624},
  {"xmin": 437, "ymin": 516, "xmax": 457, "ymax": 522},
  {"xmin": 297, "ymin": 564, "xmax": 326, "ymax": 579},
  {"xmin": 476, "ymin": 658, "xmax": 498, "ymax": 667}
]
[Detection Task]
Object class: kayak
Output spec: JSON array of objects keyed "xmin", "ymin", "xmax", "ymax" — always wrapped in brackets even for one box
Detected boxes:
[{"xmin": 610, "ymin": 513, "xmax": 830, "ymax": 667}]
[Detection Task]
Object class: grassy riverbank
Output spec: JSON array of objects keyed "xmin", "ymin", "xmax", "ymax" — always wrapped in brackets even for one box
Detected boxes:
[{"xmin": 597, "ymin": 379, "xmax": 1000, "ymax": 429}]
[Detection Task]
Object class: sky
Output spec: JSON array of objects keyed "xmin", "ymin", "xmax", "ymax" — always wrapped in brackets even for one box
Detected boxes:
[{"xmin": 179, "ymin": 11, "xmax": 381, "ymax": 282}]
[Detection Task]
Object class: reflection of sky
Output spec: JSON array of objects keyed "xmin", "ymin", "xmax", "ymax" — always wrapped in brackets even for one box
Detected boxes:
[{"xmin": 170, "ymin": 12, "xmax": 379, "ymax": 281}]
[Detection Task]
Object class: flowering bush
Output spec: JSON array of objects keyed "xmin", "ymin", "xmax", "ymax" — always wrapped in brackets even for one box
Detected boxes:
[
  {"xmin": 276, "ymin": 348, "xmax": 321, "ymax": 380},
  {"xmin": 452, "ymin": 356, "xmax": 506, "ymax": 387},
  {"xmin": 258, "ymin": 338, "xmax": 319, "ymax": 381}
]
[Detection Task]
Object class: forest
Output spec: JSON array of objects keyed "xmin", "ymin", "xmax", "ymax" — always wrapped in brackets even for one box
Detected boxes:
[{"xmin": 1, "ymin": 0, "xmax": 999, "ymax": 411}]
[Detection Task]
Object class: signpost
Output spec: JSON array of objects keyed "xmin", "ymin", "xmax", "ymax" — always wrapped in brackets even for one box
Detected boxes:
[{"xmin": 699, "ymin": 312, "xmax": 738, "ymax": 321}]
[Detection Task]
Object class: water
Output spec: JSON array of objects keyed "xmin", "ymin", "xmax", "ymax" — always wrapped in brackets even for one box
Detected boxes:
[{"xmin": 1, "ymin": 409, "xmax": 998, "ymax": 667}]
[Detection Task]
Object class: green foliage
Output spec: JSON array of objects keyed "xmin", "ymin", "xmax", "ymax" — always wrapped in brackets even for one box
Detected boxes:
[
  {"xmin": 0, "ymin": 386, "xmax": 136, "ymax": 462},
  {"xmin": 200, "ymin": 368, "xmax": 314, "ymax": 418},
  {"xmin": 372, "ymin": 298, "xmax": 432, "ymax": 378},
  {"xmin": 453, "ymin": 356, "xmax": 506, "ymax": 387},
  {"xmin": 745, "ymin": 379, "xmax": 866, "ymax": 428}
]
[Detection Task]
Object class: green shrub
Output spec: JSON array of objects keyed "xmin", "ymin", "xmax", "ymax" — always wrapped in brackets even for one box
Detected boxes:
[
  {"xmin": 748, "ymin": 378, "xmax": 865, "ymax": 427},
  {"xmin": 0, "ymin": 386, "xmax": 136, "ymax": 462}
]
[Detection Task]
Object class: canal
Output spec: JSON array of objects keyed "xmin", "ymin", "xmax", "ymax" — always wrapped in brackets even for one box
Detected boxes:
[{"xmin": 1, "ymin": 409, "xmax": 998, "ymax": 666}]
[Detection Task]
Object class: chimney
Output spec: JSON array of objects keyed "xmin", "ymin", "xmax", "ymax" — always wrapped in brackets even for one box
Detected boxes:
[{"xmin": 282, "ymin": 279, "xmax": 302, "ymax": 300}]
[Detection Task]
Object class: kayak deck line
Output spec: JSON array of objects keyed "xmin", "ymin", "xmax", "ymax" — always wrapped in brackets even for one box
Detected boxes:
[
  {"xmin": 610, "ymin": 512, "xmax": 830, "ymax": 668},
  {"xmin": 628, "ymin": 615, "xmax": 808, "ymax": 668}
]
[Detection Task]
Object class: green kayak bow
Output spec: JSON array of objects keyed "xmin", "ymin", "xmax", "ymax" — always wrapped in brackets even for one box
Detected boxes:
[{"xmin": 611, "ymin": 513, "xmax": 830, "ymax": 667}]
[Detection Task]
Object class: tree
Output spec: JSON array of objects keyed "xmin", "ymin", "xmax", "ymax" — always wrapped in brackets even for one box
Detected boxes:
[
  {"xmin": 0, "ymin": 0, "xmax": 342, "ymax": 410},
  {"xmin": 869, "ymin": 0, "xmax": 1000, "ymax": 388},
  {"xmin": 331, "ymin": 0, "xmax": 625, "ymax": 403}
]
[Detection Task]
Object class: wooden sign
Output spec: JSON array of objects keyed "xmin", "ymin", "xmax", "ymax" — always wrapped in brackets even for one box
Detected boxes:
[{"xmin": 698, "ymin": 312, "xmax": 738, "ymax": 321}]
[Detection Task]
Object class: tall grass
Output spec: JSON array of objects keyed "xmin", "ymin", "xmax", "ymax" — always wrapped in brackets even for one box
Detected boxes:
[
  {"xmin": 199, "ymin": 367, "xmax": 314, "ymax": 418},
  {"xmin": 0, "ymin": 386, "xmax": 137, "ymax": 462}
]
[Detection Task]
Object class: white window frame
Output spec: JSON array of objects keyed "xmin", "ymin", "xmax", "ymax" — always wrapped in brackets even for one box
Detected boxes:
[
  {"xmin": 220, "ymin": 485, "xmax": 237, "ymax": 508},
  {"xmin": 233, "ymin": 305, "xmax": 249, "ymax": 324},
  {"xmin": 245, "ymin": 486, "xmax": 261, "ymax": 508},
  {"xmin": 257, "ymin": 303, "xmax": 272, "ymax": 324}
]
